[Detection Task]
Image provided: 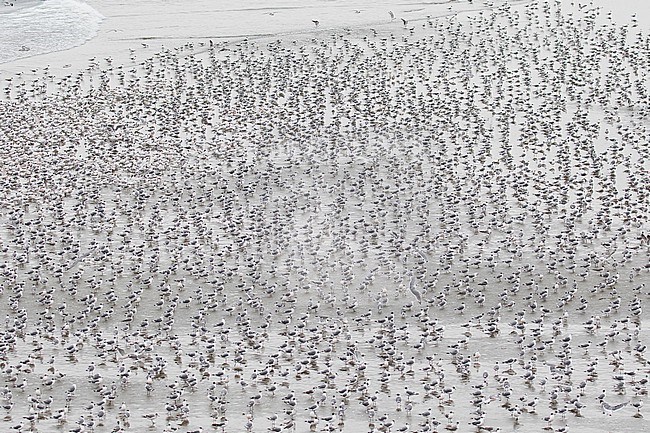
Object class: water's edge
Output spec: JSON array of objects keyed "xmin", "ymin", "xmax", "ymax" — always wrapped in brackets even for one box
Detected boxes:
[{"xmin": 0, "ymin": 0, "xmax": 104, "ymax": 64}]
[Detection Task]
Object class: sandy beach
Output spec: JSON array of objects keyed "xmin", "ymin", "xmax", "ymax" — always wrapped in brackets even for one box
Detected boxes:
[
  {"xmin": 0, "ymin": 1, "xmax": 649, "ymax": 433},
  {"xmin": 1, "ymin": 0, "xmax": 524, "ymax": 74},
  {"xmin": 2, "ymin": 0, "xmax": 648, "ymax": 72}
]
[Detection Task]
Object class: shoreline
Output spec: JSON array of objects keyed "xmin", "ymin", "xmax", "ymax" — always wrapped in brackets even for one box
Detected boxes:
[
  {"xmin": 0, "ymin": 0, "xmax": 43, "ymax": 15},
  {"xmin": 0, "ymin": 0, "xmax": 103, "ymax": 66},
  {"xmin": 1, "ymin": 0, "xmax": 648, "ymax": 77},
  {"xmin": 0, "ymin": 0, "xmax": 526, "ymax": 76}
]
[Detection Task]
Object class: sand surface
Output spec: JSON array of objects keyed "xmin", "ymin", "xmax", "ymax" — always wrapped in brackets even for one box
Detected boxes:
[
  {"xmin": 2, "ymin": 0, "xmax": 520, "ymax": 74},
  {"xmin": 0, "ymin": 1, "xmax": 649, "ymax": 433}
]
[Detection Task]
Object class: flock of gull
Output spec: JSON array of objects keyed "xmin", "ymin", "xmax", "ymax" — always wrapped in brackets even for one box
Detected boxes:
[{"xmin": 0, "ymin": 0, "xmax": 649, "ymax": 432}]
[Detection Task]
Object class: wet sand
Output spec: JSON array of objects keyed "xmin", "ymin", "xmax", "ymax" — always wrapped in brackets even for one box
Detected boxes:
[{"xmin": 0, "ymin": 1, "xmax": 649, "ymax": 433}]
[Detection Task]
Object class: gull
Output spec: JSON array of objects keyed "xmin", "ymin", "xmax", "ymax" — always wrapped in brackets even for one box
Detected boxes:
[
  {"xmin": 66, "ymin": 384, "xmax": 76, "ymax": 399},
  {"xmin": 143, "ymin": 413, "xmax": 158, "ymax": 426},
  {"xmin": 397, "ymin": 423, "xmax": 410, "ymax": 433},
  {"xmin": 388, "ymin": 11, "xmax": 395, "ymax": 20},
  {"xmin": 408, "ymin": 275, "xmax": 422, "ymax": 304},
  {"xmin": 312, "ymin": 20, "xmax": 319, "ymax": 27},
  {"xmin": 601, "ymin": 401, "xmax": 628, "ymax": 416}
]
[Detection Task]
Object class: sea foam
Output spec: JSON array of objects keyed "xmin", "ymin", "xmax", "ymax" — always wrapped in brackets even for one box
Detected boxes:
[{"xmin": 0, "ymin": 0, "xmax": 104, "ymax": 64}]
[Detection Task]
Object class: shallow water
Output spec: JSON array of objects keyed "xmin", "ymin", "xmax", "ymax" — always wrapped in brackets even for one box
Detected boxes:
[{"xmin": 0, "ymin": 0, "xmax": 103, "ymax": 64}]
